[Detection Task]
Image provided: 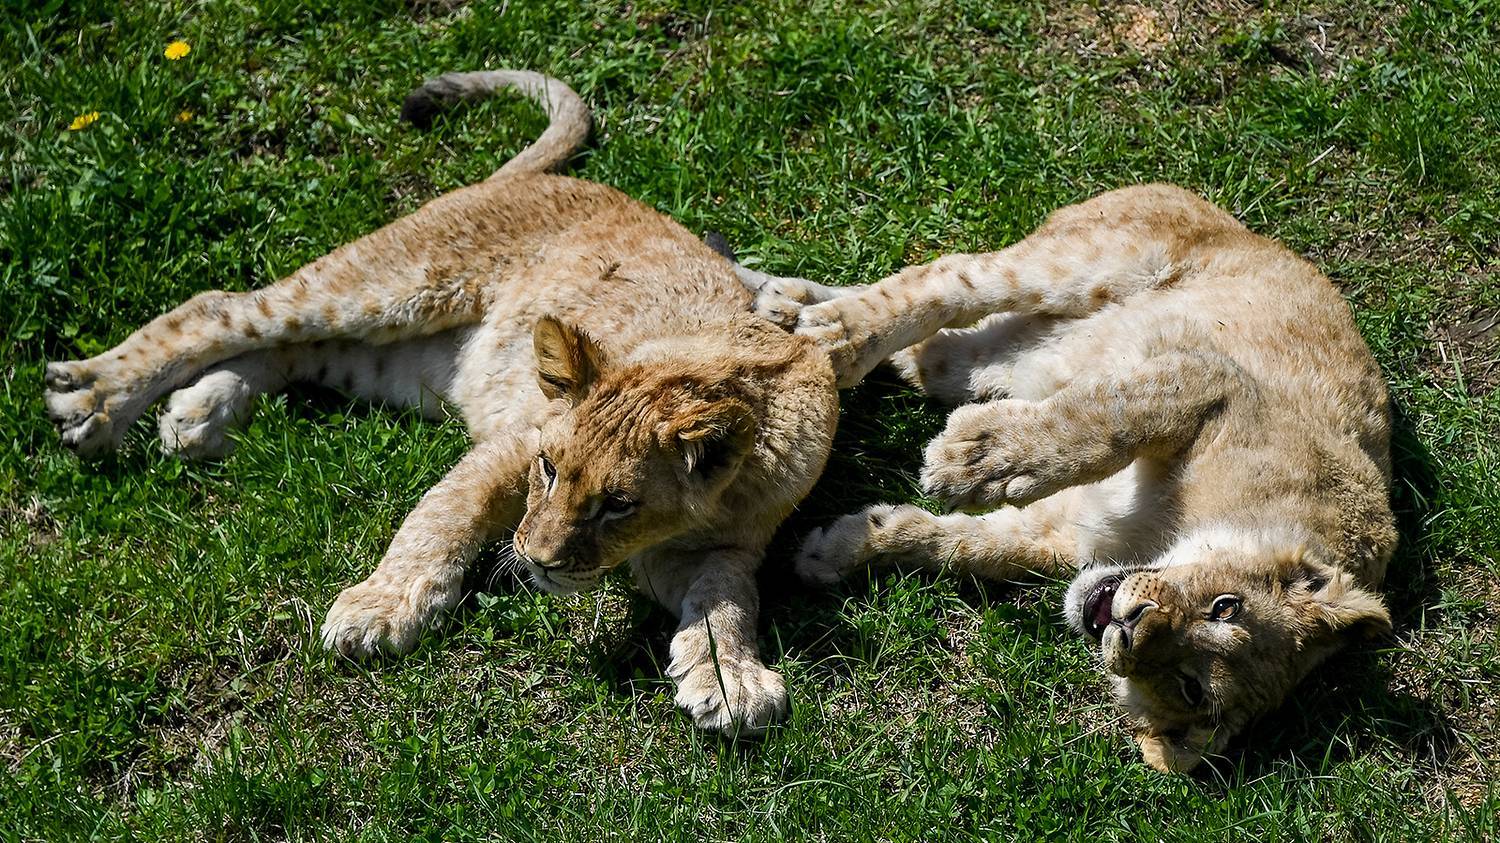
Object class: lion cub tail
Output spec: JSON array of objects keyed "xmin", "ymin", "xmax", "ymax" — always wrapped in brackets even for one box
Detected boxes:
[{"xmin": 399, "ymin": 70, "xmax": 592, "ymax": 179}]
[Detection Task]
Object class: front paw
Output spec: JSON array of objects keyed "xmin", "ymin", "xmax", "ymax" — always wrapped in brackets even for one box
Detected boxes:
[
  {"xmin": 751, "ymin": 277, "xmax": 816, "ymax": 329},
  {"xmin": 794, "ymin": 505, "xmax": 894, "ymax": 584},
  {"xmin": 320, "ymin": 579, "xmax": 433, "ymax": 658},
  {"xmin": 158, "ymin": 372, "xmax": 251, "ymax": 460},
  {"xmin": 669, "ymin": 656, "xmax": 788, "ymax": 736},
  {"xmin": 920, "ymin": 401, "xmax": 1056, "ymax": 510},
  {"xmin": 795, "ymin": 298, "xmax": 882, "ymax": 388}
]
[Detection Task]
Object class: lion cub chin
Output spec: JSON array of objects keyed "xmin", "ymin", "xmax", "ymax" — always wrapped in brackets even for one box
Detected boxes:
[
  {"xmin": 737, "ymin": 184, "xmax": 1396, "ymax": 770},
  {"xmin": 43, "ymin": 70, "xmax": 837, "ymax": 736}
]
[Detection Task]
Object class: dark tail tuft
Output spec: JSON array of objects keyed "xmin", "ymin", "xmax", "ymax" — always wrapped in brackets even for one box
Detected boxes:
[
  {"xmin": 703, "ymin": 231, "xmax": 737, "ymax": 262},
  {"xmin": 400, "ymin": 74, "xmax": 470, "ymax": 129},
  {"xmin": 400, "ymin": 89, "xmax": 443, "ymax": 129}
]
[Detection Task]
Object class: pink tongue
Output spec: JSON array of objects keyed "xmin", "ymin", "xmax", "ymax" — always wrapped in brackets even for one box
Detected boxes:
[{"xmin": 1092, "ymin": 592, "xmax": 1114, "ymax": 629}]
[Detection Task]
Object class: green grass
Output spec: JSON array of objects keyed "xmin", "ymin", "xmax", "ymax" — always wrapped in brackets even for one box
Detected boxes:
[{"xmin": 3, "ymin": 0, "xmax": 1498, "ymax": 839}]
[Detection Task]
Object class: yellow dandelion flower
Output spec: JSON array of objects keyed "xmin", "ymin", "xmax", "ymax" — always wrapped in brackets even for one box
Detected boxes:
[
  {"xmin": 164, "ymin": 40, "xmax": 191, "ymax": 60},
  {"xmin": 176, "ymin": 109, "xmax": 194, "ymax": 123},
  {"xmin": 68, "ymin": 111, "xmax": 100, "ymax": 131}
]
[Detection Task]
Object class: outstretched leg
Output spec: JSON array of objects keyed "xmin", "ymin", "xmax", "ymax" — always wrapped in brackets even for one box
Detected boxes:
[
  {"xmin": 44, "ymin": 212, "xmax": 493, "ymax": 456},
  {"xmin": 920, "ymin": 351, "xmax": 1248, "ymax": 510},
  {"xmin": 735, "ymin": 263, "xmax": 1063, "ymax": 407},
  {"xmin": 158, "ymin": 332, "xmax": 463, "ymax": 459},
  {"xmin": 794, "ymin": 185, "xmax": 1248, "ymax": 386},
  {"xmin": 795, "ymin": 501, "xmax": 1077, "ymax": 586},
  {"xmin": 321, "ymin": 430, "xmax": 535, "ymax": 657},
  {"xmin": 635, "ymin": 547, "xmax": 786, "ymax": 736}
]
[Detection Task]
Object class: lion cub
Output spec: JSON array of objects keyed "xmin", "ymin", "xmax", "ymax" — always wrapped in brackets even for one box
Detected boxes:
[
  {"xmin": 43, "ymin": 71, "xmax": 838, "ymax": 734},
  {"xmin": 741, "ymin": 185, "xmax": 1396, "ymax": 770}
]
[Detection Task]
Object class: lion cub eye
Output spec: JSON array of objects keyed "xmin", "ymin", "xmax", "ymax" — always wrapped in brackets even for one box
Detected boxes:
[
  {"xmin": 599, "ymin": 493, "xmax": 637, "ymax": 521},
  {"xmin": 1209, "ymin": 594, "xmax": 1241, "ymax": 621},
  {"xmin": 537, "ymin": 455, "xmax": 557, "ymax": 492}
]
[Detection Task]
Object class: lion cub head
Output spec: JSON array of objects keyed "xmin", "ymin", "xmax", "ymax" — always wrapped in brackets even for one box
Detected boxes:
[
  {"xmin": 512, "ymin": 317, "xmax": 760, "ymax": 594},
  {"xmin": 1065, "ymin": 527, "xmax": 1390, "ymax": 773}
]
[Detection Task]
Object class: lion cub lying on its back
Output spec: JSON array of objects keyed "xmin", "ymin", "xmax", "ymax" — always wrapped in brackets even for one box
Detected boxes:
[
  {"xmin": 742, "ymin": 185, "xmax": 1396, "ymax": 770},
  {"xmin": 43, "ymin": 71, "xmax": 837, "ymax": 734}
]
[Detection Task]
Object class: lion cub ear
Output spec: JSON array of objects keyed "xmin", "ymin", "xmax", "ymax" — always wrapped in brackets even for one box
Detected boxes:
[
  {"xmin": 533, "ymin": 316, "xmax": 608, "ymax": 402},
  {"xmin": 1280, "ymin": 553, "xmax": 1392, "ymax": 641},
  {"xmin": 666, "ymin": 397, "xmax": 755, "ymax": 478}
]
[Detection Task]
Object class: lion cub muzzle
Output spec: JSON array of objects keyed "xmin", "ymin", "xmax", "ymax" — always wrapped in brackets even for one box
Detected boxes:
[
  {"xmin": 512, "ymin": 511, "xmax": 607, "ymax": 594},
  {"xmin": 1101, "ymin": 572, "xmax": 1186, "ymax": 678}
]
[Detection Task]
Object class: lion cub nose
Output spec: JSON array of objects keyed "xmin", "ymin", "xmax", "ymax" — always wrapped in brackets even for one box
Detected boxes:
[
  {"xmin": 1115, "ymin": 600, "xmax": 1157, "ymax": 632},
  {"xmin": 530, "ymin": 554, "xmax": 568, "ymax": 570},
  {"xmin": 515, "ymin": 533, "xmax": 568, "ymax": 569}
]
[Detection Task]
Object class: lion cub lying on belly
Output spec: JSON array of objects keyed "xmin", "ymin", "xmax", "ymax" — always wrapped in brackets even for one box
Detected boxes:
[
  {"xmin": 43, "ymin": 70, "xmax": 837, "ymax": 734},
  {"xmin": 742, "ymin": 185, "xmax": 1397, "ymax": 770}
]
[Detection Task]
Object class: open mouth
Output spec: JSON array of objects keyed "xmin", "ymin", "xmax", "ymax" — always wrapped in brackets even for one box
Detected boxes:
[{"xmin": 1082, "ymin": 574, "xmax": 1123, "ymax": 639}]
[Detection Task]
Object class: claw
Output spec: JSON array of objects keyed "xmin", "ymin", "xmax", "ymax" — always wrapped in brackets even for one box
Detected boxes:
[
  {"xmin": 57, "ymin": 411, "xmax": 117, "ymax": 458},
  {"xmin": 44, "ymin": 360, "xmax": 92, "ymax": 391},
  {"xmin": 45, "ymin": 363, "xmax": 74, "ymax": 390}
]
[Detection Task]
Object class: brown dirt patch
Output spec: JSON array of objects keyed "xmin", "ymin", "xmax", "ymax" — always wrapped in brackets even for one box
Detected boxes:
[
  {"xmin": 1038, "ymin": 1, "xmax": 1408, "ymax": 77},
  {"xmin": 1436, "ymin": 304, "xmax": 1500, "ymax": 397},
  {"xmin": 1041, "ymin": 1, "xmax": 1201, "ymax": 58}
]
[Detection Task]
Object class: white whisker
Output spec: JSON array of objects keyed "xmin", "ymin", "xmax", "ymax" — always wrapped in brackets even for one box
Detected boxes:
[{"xmin": 488, "ymin": 543, "xmax": 528, "ymax": 588}]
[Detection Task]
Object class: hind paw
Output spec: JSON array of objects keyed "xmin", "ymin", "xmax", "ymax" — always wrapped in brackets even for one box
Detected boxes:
[{"xmin": 44, "ymin": 362, "xmax": 121, "ymax": 457}]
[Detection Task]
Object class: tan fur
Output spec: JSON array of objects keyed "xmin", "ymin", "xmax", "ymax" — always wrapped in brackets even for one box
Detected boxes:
[
  {"xmin": 742, "ymin": 185, "xmax": 1396, "ymax": 770},
  {"xmin": 43, "ymin": 70, "xmax": 838, "ymax": 735}
]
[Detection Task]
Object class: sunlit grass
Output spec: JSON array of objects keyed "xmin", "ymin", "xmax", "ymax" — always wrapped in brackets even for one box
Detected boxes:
[{"xmin": 2, "ymin": 1, "xmax": 1496, "ymax": 838}]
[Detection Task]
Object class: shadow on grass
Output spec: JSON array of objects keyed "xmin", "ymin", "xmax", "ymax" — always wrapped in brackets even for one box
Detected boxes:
[
  {"xmin": 768, "ymin": 383, "xmax": 1454, "ymax": 779},
  {"xmin": 330, "ymin": 370, "xmax": 1454, "ymax": 778}
]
